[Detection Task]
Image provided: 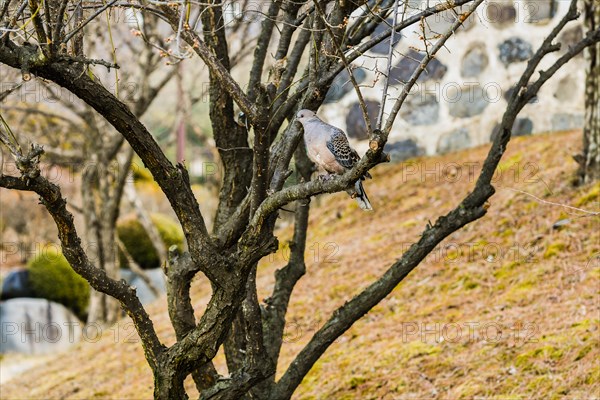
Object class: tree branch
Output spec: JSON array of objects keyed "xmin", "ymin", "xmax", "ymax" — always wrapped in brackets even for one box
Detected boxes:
[
  {"xmin": 382, "ymin": 0, "xmax": 484, "ymax": 135},
  {"xmin": 263, "ymin": 143, "xmax": 312, "ymax": 370},
  {"xmin": 376, "ymin": 0, "xmax": 403, "ymax": 129},
  {"xmin": 270, "ymin": 189, "xmax": 487, "ymax": 399},
  {"xmin": 0, "ymin": 41, "xmax": 228, "ymax": 285},
  {"xmin": 321, "ymin": 0, "xmax": 475, "ymax": 84},
  {"xmin": 247, "ymin": 129, "xmax": 389, "ymax": 236},
  {"xmin": 0, "ymin": 168, "xmax": 164, "ymax": 370},
  {"xmin": 314, "ymin": 0, "xmax": 373, "ymax": 137},
  {"xmin": 247, "ymin": 0, "xmax": 281, "ymax": 103},
  {"xmin": 270, "ymin": 2, "xmax": 600, "ymax": 396},
  {"xmin": 28, "ymin": 0, "xmax": 48, "ymax": 51},
  {"xmin": 61, "ymin": 0, "xmax": 118, "ymax": 44},
  {"xmin": 158, "ymin": 3, "xmax": 258, "ymax": 122},
  {"xmin": 117, "ymin": 238, "xmax": 161, "ymax": 298},
  {"xmin": 166, "ymin": 247, "xmax": 219, "ymax": 392}
]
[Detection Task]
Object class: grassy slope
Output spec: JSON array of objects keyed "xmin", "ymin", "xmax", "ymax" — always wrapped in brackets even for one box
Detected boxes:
[{"xmin": 1, "ymin": 130, "xmax": 598, "ymax": 399}]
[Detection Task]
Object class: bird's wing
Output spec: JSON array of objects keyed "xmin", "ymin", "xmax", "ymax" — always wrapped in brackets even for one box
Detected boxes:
[
  {"xmin": 326, "ymin": 128, "xmax": 359, "ymax": 170},
  {"xmin": 325, "ymin": 127, "xmax": 372, "ymax": 179}
]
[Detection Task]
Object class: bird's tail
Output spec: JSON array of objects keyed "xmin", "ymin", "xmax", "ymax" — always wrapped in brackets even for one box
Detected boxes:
[{"xmin": 354, "ymin": 180, "xmax": 373, "ymax": 211}]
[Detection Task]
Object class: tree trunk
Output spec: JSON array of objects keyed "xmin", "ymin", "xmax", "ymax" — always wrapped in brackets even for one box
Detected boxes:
[
  {"xmin": 98, "ymin": 218, "xmax": 121, "ymax": 323},
  {"xmin": 84, "ymin": 151, "xmax": 122, "ymax": 325},
  {"xmin": 154, "ymin": 365, "xmax": 189, "ymax": 400},
  {"xmin": 580, "ymin": 0, "xmax": 600, "ymax": 182},
  {"xmin": 84, "ymin": 202, "xmax": 122, "ymax": 325}
]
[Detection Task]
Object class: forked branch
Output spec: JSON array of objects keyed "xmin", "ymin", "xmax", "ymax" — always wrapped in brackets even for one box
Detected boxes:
[
  {"xmin": 0, "ymin": 145, "xmax": 164, "ymax": 370},
  {"xmin": 270, "ymin": 1, "xmax": 599, "ymax": 397}
]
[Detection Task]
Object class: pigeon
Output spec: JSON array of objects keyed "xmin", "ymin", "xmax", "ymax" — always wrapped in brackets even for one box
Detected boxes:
[{"xmin": 296, "ymin": 109, "xmax": 373, "ymax": 211}]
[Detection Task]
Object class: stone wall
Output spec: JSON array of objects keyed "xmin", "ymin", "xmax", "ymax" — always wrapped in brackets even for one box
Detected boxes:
[{"xmin": 320, "ymin": 0, "xmax": 586, "ymax": 159}]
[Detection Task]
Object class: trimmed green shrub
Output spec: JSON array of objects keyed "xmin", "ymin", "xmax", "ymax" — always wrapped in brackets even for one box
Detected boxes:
[
  {"xmin": 117, "ymin": 213, "xmax": 184, "ymax": 270},
  {"xmin": 27, "ymin": 246, "xmax": 90, "ymax": 320}
]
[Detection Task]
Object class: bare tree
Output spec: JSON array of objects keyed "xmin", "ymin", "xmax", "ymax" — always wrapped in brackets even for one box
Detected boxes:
[
  {"xmin": 577, "ymin": 0, "xmax": 599, "ymax": 182},
  {"xmin": 0, "ymin": 0, "xmax": 598, "ymax": 399},
  {"xmin": 1, "ymin": 10, "xmax": 176, "ymax": 324},
  {"xmin": 72, "ymin": 14, "xmax": 176, "ymax": 324}
]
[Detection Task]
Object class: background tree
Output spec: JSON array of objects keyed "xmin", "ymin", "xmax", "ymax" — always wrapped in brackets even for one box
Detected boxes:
[
  {"xmin": 1, "ymin": 10, "xmax": 176, "ymax": 324},
  {"xmin": 578, "ymin": 0, "xmax": 599, "ymax": 182},
  {"xmin": 0, "ymin": 0, "xmax": 598, "ymax": 398}
]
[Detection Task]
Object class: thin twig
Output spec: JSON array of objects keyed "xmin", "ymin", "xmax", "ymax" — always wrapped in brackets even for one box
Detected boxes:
[
  {"xmin": 52, "ymin": 0, "xmax": 70, "ymax": 48},
  {"xmin": 382, "ymin": 0, "xmax": 484, "ymax": 136},
  {"xmin": 376, "ymin": 0, "xmax": 403, "ymax": 129},
  {"xmin": 313, "ymin": 0, "xmax": 373, "ymax": 137},
  {"xmin": 28, "ymin": 0, "xmax": 47, "ymax": 49},
  {"xmin": 504, "ymin": 187, "xmax": 599, "ymax": 216},
  {"xmin": 56, "ymin": 54, "xmax": 119, "ymax": 69},
  {"xmin": 0, "ymin": 81, "xmax": 23, "ymax": 102},
  {"xmin": 61, "ymin": 0, "xmax": 117, "ymax": 44},
  {"xmin": 0, "ymin": 112, "xmax": 22, "ymax": 155},
  {"xmin": 117, "ymin": 238, "xmax": 162, "ymax": 298}
]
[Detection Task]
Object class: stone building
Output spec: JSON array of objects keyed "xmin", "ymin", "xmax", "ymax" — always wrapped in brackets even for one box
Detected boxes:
[{"xmin": 320, "ymin": 0, "xmax": 585, "ymax": 160}]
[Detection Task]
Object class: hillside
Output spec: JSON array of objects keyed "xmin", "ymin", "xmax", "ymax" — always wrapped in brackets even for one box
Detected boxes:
[{"xmin": 1, "ymin": 130, "xmax": 598, "ymax": 399}]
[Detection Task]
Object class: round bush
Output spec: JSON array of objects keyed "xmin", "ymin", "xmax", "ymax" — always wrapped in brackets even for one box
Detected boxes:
[
  {"xmin": 117, "ymin": 213, "xmax": 184, "ymax": 270},
  {"xmin": 27, "ymin": 246, "xmax": 90, "ymax": 320}
]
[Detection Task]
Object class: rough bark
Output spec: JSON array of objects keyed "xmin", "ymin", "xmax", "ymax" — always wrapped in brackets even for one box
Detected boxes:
[
  {"xmin": 579, "ymin": 0, "xmax": 600, "ymax": 182},
  {"xmin": 1, "ymin": 1, "xmax": 598, "ymax": 399},
  {"xmin": 262, "ymin": 143, "xmax": 312, "ymax": 379}
]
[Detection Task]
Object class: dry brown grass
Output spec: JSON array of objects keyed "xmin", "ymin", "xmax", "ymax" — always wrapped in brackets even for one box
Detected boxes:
[{"xmin": 1, "ymin": 130, "xmax": 598, "ymax": 399}]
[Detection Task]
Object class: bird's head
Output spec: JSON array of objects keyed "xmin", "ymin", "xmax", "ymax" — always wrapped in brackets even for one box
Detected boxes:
[{"xmin": 296, "ymin": 109, "xmax": 316, "ymax": 125}]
